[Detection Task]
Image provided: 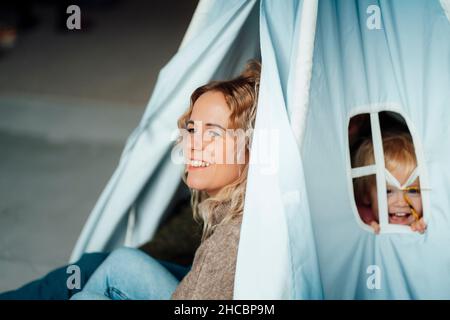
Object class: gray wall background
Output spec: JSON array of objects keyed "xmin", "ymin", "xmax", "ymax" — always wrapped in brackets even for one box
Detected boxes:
[{"xmin": 0, "ymin": 0, "xmax": 198, "ymax": 292}]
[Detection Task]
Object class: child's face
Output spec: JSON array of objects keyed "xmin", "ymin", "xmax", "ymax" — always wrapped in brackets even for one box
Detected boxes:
[{"xmin": 369, "ymin": 166, "xmax": 423, "ymax": 226}]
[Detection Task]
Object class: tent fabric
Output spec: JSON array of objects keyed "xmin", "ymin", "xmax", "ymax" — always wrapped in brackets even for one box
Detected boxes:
[
  {"xmin": 441, "ymin": 0, "xmax": 450, "ymax": 22},
  {"xmin": 302, "ymin": 0, "xmax": 450, "ymax": 298},
  {"xmin": 234, "ymin": 0, "xmax": 323, "ymax": 299},
  {"xmin": 71, "ymin": 0, "xmax": 450, "ymax": 299},
  {"xmin": 70, "ymin": 0, "xmax": 261, "ymax": 262}
]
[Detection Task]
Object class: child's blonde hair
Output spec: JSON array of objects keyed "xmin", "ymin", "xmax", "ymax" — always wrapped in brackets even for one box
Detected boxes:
[
  {"xmin": 177, "ymin": 60, "xmax": 261, "ymax": 241},
  {"xmin": 353, "ymin": 132, "xmax": 417, "ymax": 204}
]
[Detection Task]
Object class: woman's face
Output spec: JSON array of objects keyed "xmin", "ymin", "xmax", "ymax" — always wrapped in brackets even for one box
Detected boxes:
[{"xmin": 183, "ymin": 91, "xmax": 245, "ymax": 196}]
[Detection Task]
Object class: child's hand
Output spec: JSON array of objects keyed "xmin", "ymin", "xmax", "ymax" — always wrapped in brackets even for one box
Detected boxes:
[
  {"xmin": 370, "ymin": 221, "xmax": 380, "ymax": 235},
  {"xmin": 410, "ymin": 217, "xmax": 427, "ymax": 234}
]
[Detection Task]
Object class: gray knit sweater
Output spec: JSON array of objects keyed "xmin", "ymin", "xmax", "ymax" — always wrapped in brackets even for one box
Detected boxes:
[{"xmin": 171, "ymin": 204, "xmax": 243, "ymax": 300}]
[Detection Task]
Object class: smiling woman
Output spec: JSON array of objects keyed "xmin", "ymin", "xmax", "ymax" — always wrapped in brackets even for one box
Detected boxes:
[
  {"xmin": 70, "ymin": 60, "xmax": 261, "ymax": 300},
  {"xmin": 176, "ymin": 61, "xmax": 260, "ymax": 242}
]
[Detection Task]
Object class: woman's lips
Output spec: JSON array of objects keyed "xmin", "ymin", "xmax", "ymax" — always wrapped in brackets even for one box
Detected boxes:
[
  {"xmin": 187, "ymin": 164, "xmax": 210, "ymax": 171},
  {"xmin": 187, "ymin": 159, "xmax": 212, "ymax": 171}
]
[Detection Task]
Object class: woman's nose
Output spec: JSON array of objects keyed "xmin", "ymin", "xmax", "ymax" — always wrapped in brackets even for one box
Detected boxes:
[{"xmin": 191, "ymin": 131, "xmax": 204, "ymax": 150}]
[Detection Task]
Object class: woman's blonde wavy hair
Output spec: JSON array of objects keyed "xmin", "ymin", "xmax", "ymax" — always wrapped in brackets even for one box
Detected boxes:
[{"xmin": 176, "ymin": 60, "xmax": 261, "ymax": 241}]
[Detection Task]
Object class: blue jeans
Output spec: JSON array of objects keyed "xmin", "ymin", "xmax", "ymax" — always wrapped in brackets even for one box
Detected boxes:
[
  {"xmin": 0, "ymin": 252, "xmax": 109, "ymax": 300},
  {"xmin": 0, "ymin": 250, "xmax": 190, "ymax": 300},
  {"xmin": 71, "ymin": 247, "xmax": 183, "ymax": 300}
]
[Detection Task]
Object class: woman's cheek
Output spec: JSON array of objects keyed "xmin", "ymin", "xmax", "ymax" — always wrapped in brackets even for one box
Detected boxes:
[{"xmin": 217, "ymin": 164, "xmax": 240, "ymax": 185}]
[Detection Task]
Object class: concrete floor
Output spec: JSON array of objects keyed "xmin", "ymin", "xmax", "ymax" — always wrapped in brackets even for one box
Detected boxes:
[{"xmin": 0, "ymin": 0, "xmax": 197, "ymax": 292}]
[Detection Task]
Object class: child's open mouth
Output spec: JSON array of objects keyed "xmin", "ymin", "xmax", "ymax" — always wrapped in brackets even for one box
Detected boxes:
[{"xmin": 388, "ymin": 212, "xmax": 413, "ymax": 225}]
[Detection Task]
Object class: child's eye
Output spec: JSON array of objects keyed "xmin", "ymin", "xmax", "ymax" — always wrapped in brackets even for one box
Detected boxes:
[
  {"xmin": 386, "ymin": 188, "xmax": 393, "ymax": 195},
  {"xmin": 187, "ymin": 127, "xmax": 195, "ymax": 133},
  {"xmin": 407, "ymin": 187, "xmax": 421, "ymax": 195}
]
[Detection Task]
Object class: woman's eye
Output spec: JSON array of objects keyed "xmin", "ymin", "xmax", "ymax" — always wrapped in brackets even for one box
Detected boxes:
[
  {"xmin": 207, "ymin": 130, "xmax": 221, "ymax": 137},
  {"xmin": 386, "ymin": 188, "xmax": 393, "ymax": 195}
]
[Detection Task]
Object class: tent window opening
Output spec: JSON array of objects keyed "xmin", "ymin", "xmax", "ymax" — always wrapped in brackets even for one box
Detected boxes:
[{"xmin": 348, "ymin": 111, "xmax": 426, "ymax": 234}]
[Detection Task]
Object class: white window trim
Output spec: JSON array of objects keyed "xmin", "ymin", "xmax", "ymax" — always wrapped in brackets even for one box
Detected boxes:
[
  {"xmin": 346, "ymin": 104, "xmax": 431, "ymax": 235},
  {"xmin": 351, "ymin": 165, "xmax": 377, "ymax": 178}
]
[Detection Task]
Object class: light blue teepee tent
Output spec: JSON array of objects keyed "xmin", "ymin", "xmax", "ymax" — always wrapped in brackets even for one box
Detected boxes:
[
  {"xmin": 71, "ymin": 0, "xmax": 450, "ymax": 299},
  {"xmin": 301, "ymin": 0, "xmax": 450, "ymax": 299},
  {"xmin": 70, "ymin": 0, "xmax": 261, "ymax": 260}
]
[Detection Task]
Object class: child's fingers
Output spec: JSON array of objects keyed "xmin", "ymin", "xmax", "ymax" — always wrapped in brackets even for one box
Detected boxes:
[
  {"xmin": 411, "ymin": 218, "xmax": 427, "ymax": 234},
  {"xmin": 370, "ymin": 221, "xmax": 380, "ymax": 234},
  {"xmin": 418, "ymin": 218, "xmax": 427, "ymax": 231},
  {"xmin": 419, "ymin": 219, "xmax": 427, "ymax": 233}
]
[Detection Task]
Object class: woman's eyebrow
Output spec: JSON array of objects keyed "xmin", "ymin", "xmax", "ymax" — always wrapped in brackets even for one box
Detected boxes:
[
  {"xmin": 205, "ymin": 123, "xmax": 226, "ymax": 131},
  {"xmin": 185, "ymin": 120, "xmax": 226, "ymax": 131}
]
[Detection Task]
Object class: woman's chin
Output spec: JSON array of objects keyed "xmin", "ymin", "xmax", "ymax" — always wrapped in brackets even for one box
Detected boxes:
[{"xmin": 186, "ymin": 178, "xmax": 208, "ymax": 192}]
